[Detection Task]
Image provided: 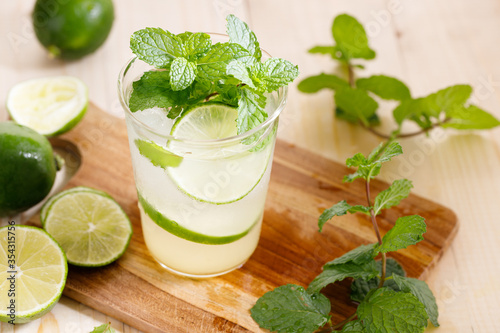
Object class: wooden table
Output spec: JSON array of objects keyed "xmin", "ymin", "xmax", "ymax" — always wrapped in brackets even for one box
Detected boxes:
[{"xmin": 1, "ymin": 0, "xmax": 499, "ymax": 332}]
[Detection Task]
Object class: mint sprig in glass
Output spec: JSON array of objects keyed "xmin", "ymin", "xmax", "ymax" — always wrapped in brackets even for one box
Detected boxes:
[{"xmin": 119, "ymin": 15, "xmax": 298, "ymax": 277}]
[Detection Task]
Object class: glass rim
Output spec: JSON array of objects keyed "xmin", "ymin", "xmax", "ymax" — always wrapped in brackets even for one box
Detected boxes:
[{"xmin": 117, "ymin": 34, "xmax": 288, "ymax": 146}]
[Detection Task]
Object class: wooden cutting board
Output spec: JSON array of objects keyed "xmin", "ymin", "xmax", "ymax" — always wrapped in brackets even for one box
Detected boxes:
[{"xmin": 29, "ymin": 103, "xmax": 458, "ymax": 332}]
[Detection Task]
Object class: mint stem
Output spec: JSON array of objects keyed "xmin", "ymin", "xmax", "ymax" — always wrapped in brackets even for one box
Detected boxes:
[
  {"xmin": 358, "ymin": 114, "xmax": 452, "ymax": 140},
  {"xmin": 365, "ymin": 166, "xmax": 387, "ymax": 289},
  {"xmin": 347, "ymin": 62, "xmax": 355, "ymax": 87},
  {"xmin": 330, "ymin": 312, "xmax": 358, "ymax": 331}
]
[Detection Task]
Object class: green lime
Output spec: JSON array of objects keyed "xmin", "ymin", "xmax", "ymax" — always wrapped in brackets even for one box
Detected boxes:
[
  {"xmin": 32, "ymin": 0, "xmax": 114, "ymax": 60},
  {"xmin": 40, "ymin": 186, "xmax": 101, "ymax": 226},
  {"xmin": 7, "ymin": 76, "xmax": 88, "ymax": 136},
  {"xmin": 43, "ymin": 187, "xmax": 132, "ymax": 267},
  {"xmin": 167, "ymin": 102, "xmax": 271, "ymax": 204},
  {"xmin": 138, "ymin": 193, "xmax": 259, "ymax": 245},
  {"xmin": 0, "ymin": 225, "xmax": 67, "ymax": 324},
  {"xmin": 0, "ymin": 122, "xmax": 56, "ymax": 217}
]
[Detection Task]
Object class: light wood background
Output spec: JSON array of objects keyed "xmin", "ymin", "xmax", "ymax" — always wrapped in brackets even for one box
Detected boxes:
[{"xmin": 1, "ymin": 0, "xmax": 499, "ymax": 332}]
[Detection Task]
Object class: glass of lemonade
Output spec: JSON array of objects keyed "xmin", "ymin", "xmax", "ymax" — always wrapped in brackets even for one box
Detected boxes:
[{"xmin": 118, "ymin": 35, "xmax": 288, "ymax": 277}]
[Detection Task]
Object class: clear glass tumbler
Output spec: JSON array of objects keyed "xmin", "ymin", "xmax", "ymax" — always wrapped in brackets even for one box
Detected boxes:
[{"xmin": 118, "ymin": 36, "xmax": 287, "ymax": 278}]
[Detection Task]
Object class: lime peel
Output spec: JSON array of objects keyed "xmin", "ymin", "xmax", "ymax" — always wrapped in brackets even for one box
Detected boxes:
[
  {"xmin": 43, "ymin": 187, "xmax": 132, "ymax": 267},
  {"xmin": 0, "ymin": 225, "xmax": 67, "ymax": 324},
  {"xmin": 7, "ymin": 76, "xmax": 88, "ymax": 137},
  {"xmin": 139, "ymin": 193, "xmax": 259, "ymax": 245}
]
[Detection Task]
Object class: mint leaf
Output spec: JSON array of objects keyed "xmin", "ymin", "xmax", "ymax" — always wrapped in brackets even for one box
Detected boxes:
[
  {"xmin": 297, "ymin": 73, "xmax": 349, "ymax": 93},
  {"xmin": 393, "ymin": 275, "xmax": 439, "ymax": 327},
  {"xmin": 308, "ymin": 261, "xmax": 378, "ymax": 294},
  {"xmin": 443, "ymin": 105, "xmax": 500, "ymax": 129},
  {"xmin": 393, "ymin": 98, "xmax": 426, "ymax": 125},
  {"xmin": 357, "ymin": 288, "xmax": 428, "ymax": 333},
  {"xmin": 129, "ymin": 70, "xmax": 188, "ymax": 113},
  {"xmin": 251, "ymin": 284, "xmax": 330, "ymax": 333},
  {"xmin": 373, "ymin": 179, "xmax": 413, "ymax": 215},
  {"xmin": 259, "ymin": 58, "xmax": 299, "ymax": 92},
  {"xmin": 237, "ymin": 88, "xmax": 267, "ymax": 136},
  {"xmin": 332, "ymin": 14, "xmax": 375, "ymax": 60},
  {"xmin": 135, "ymin": 139, "xmax": 182, "ymax": 169},
  {"xmin": 425, "ymin": 84, "xmax": 472, "ymax": 117},
  {"xmin": 346, "ymin": 153, "xmax": 368, "ymax": 167},
  {"xmin": 170, "ymin": 57, "xmax": 197, "ymax": 91},
  {"xmin": 336, "ymin": 107, "xmax": 380, "ymax": 126},
  {"xmin": 227, "ymin": 60, "xmax": 255, "ymax": 88},
  {"xmin": 326, "ymin": 243, "xmax": 377, "ymax": 266},
  {"xmin": 90, "ymin": 323, "xmax": 116, "ymax": 333},
  {"xmin": 130, "ymin": 28, "xmax": 184, "ymax": 68},
  {"xmin": 356, "ymin": 75, "xmax": 411, "ymax": 101},
  {"xmin": 351, "ymin": 258, "xmax": 405, "ymax": 303},
  {"xmin": 367, "ymin": 141, "xmax": 403, "ymax": 164},
  {"xmin": 343, "ymin": 163, "xmax": 381, "ymax": 183},
  {"xmin": 318, "ymin": 201, "xmax": 370, "ymax": 231},
  {"xmin": 334, "ymin": 87, "xmax": 378, "ymax": 126},
  {"xmin": 197, "ymin": 42, "xmax": 249, "ymax": 81},
  {"xmin": 226, "ymin": 14, "xmax": 261, "ymax": 61},
  {"xmin": 184, "ymin": 32, "xmax": 211, "ymax": 58},
  {"xmin": 340, "ymin": 320, "xmax": 366, "ymax": 332},
  {"xmin": 378, "ymin": 215, "xmax": 426, "ymax": 253},
  {"xmin": 308, "ymin": 45, "xmax": 339, "ymax": 58}
]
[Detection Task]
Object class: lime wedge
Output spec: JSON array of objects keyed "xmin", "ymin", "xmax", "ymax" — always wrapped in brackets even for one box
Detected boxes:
[
  {"xmin": 0, "ymin": 225, "xmax": 67, "ymax": 324},
  {"xmin": 7, "ymin": 76, "xmax": 88, "ymax": 136},
  {"xmin": 43, "ymin": 188, "xmax": 132, "ymax": 267},
  {"xmin": 167, "ymin": 102, "xmax": 272, "ymax": 204},
  {"xmin": 138, "ymin": 193, "xmax": 259, "ymax": 245},
  {"xmin": 40, "ymin": 186, "xmax": 101, "ymax": 226}
]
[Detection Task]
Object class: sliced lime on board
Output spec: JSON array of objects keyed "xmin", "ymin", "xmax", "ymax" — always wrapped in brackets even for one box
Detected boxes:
[
  {"xmin": 7, "ymin": 76, "xmax": 88, "ymax": 136},
  {"xmin": 167, "ymin": 103, "xmax": 271, "ymax": 204},
  {"xmin": 43, "ymin": 187, "xmax": 132, "ymax": 267},
  {"xmin": 0, "ymin": 225, "xmax": 67, "ymax": 324}
]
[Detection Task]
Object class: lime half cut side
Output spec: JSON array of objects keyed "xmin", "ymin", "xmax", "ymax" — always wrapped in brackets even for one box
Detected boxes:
[
  {"xmin": 40, "ymin": 186, "xmax": 102, "ymax": 226},
  {"xmin": 7, "ymin": 76, "xmax": 88, "ymax": 136},
  {"xmin": 167, "ymin": 103, "xmax": 272, "ymax": 204},
  {"xmin": 43, "ymin": 188, "xmax": 132, "ymax": 267},
  {"xmin": 0, "ymin": 225, "xmax": 67, "ymax": 324}
]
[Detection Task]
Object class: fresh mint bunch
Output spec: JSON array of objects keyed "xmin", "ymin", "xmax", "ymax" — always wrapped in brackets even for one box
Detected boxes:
[
  {"xmin": 128, "ymin": 15, "xmax": 298, "ymax": 138},
  {"xmin": 298, "ymin": 14, "xmax": 500, "ymax": 137},
  {"xmin": 251, "ymin": 141, "xmax": 439, "ymax": 332}
]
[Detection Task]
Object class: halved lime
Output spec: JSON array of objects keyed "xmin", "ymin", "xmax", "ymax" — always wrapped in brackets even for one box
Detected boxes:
[
  {"xmin": 40, "ymin": 186, "xmax": 101, "ymax": 226},
  {"xmin": 0, "ymin": 225, "xmax": 67, "ymax": 324},
  {"xmin": 167, "ymin": 103, "xmax": 272, "ymax": 204},
  {"xmin": 7, "ymin": 76, "xmax": 88, "ymax": 137},
  {"xmin": 43, "ymin": 188, "xmax": 132, "ymax": 267}
]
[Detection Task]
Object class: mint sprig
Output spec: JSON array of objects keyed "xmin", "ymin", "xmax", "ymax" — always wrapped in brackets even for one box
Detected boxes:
[
  {"xmin": 298, "ymin": 13, "xmax": 500, "ymax": 137},
  {"xmin": 251, "ymin": 141, "xmax": 440, "ymax": 332},
  {"xmin": 128, "ymin": 15, "xmax": 299, "ymax": 140},
  {"xmin": 250, "ymin": 284, "xmax": 331, "ymax": 333}
]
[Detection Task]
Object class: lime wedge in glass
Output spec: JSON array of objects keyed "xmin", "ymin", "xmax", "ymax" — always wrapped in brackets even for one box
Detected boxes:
[
  {"xmin": 0, "ymin": 225, "xmax": 67, "ymax": 324},
  {"xmin": 43, "ymin": 187, "xmax": 132, "ymax": 267},
  {"xmin": 7, "ymin": 76, "xmax": 88, "ymax": 136},
  {"xmin": 167, "ymin": 102, "xmax": 272, "ymax": 204}
]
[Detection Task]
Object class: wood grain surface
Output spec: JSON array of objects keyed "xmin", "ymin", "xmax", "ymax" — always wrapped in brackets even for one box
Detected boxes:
[{"xmin": 25, "ymin": 104, "xmax": 457, "ymax": 332}]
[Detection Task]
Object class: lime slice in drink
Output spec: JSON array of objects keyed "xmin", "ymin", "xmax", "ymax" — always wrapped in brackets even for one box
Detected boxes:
[
  {"xmin": 40, "ymin": 186, "xmax": 101, "ymax": 226},
  {"xmin": 7, "ymin": 76, "xmax": 88, "ymax": 136},
  {"xmin": 168, "ymin": 102, "xmax": 272, "ymax": 204},
  {"xmin": 43, "ymin": 188, "xmax": 132, "ymax": 267},
  {"xmin": 0, "ymin": 225, "xmax": 67, "ymax": 324}
]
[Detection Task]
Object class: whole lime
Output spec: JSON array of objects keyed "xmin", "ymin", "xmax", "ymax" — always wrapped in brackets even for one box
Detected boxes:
[
  {"xmin": 32, "ymin": 0, "xmax": 114, "ymax": 60},
  {"xmin": 0, "ymin": 122, "xmax": 56, "ymax": 217}
]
